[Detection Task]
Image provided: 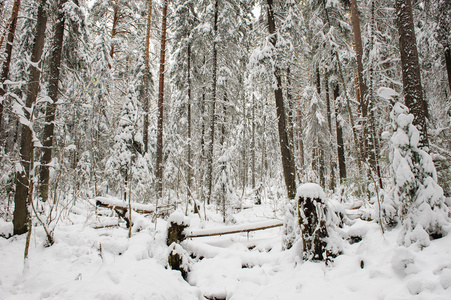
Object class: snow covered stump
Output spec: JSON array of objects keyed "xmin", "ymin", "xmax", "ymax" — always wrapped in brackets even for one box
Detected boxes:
[
  {"xmin": 295, "ymin": 183, "xmax": 333, "ymax": 261},
  {"xmin": 166, "ymin": 212, "xmax": 191, "ymax": 279}
]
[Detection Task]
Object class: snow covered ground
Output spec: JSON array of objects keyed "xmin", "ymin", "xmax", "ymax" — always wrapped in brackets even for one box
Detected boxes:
[{"xmin": 1, "ymin": 197, "xmax": 451, "ymax": 300}]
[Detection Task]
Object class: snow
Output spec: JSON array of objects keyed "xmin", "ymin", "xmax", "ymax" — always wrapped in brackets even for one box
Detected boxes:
[
  {"xmin": 296, "ymin": 182, "xmax": 326, "ymax": 200},
  {"xmin": 1, "ymin": 196, "xmax": 451, "ymax": 299},
  {"xmin": 377, "ymin": 87, "xmax": 399, "ymax": 100}
]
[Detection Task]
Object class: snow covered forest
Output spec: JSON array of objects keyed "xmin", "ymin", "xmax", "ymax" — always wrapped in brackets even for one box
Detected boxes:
[{"xmin": 0, "ymin": 0, "xmax": 451, "ymax": 298}]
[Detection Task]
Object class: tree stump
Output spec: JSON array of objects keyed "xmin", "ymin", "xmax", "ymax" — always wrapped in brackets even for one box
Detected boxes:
[
  {"xmin": 296, "ymin": 183, "xmax": 330, "ymax": 261},
  {"xmin": 166, "ymin": 212, "xmax": 190, "ymax": 279}
]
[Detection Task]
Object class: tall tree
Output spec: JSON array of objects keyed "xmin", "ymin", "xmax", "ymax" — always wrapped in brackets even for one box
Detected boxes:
[
  {"xmin": 13, "ymin": 0, "xmax": 48, "ymax": 235},
  {"xmin": 0, "ymin": 0, "xmax": 21, "ymax": 136},
  {"xmin": 38, "ymin": 0, "xmax": 69, "ymax": 201},
  {"xmin": 350, "ymin": 0, "xmax": 368, "ymax": 160},
  {"xmin": 142, "ymin": 0, "xmax": 152, "ymax": 154},
  {"xmin": 334, "ymin": 84, "xmax": 346, "ymax": 182},
  {"xmin": 266, "ymin": 0, "xmax": 296, "ymax": 199},
  {"xmin": 155, "ymin": 0, "xmax": 168, "ymax": 200},
  {"xmin": 395, "ymin": 0, "xmax": 428, "ymax": 148},
  {"xmin": 206, "ymin": 0, "xmax": 219, "ymax": 204}
]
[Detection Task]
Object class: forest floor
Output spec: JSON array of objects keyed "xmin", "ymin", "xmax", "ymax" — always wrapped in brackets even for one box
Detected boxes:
[{"xmin": 1, "ymin": 195, "xmax": 451, "ymax": 300}]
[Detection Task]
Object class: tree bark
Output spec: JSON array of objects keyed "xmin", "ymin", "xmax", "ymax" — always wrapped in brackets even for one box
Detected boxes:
[
  {"xmin": 110, "ymin": 2, "xmax": 119, "ymax": 60},
  {"xmin": 0, "ymin": 0, "xmax": 21, "ymax": 136},
  {"xmin": 334, "ymin": 85, "xmax": 346, "ymax": 182},
  {"xmin": 156, "ymin": 0, "xmax": 168, "ymax": 200},
  {"xmin": 395, "ymin": 0, "xmax": 428, "ymax": 148},
  {"xmin": 325, "ymin": 76, "xmax": 335, "ymax": 191},
  {"xmin": 39, "ymin": 0, "xmax": 68, "ymax": 202},
  {"xmin": 207, "ymin": 0, "xmax": 218, "ymax": 205},
  {"xmin": 13, "ymin": 0, "xmax": 48, "ymax": 235},
  {"xmin": 445, "ymin": 45, "xmax": 451, "ymax": 93},
  {"xmin": 251, "ymin": 94, "xmax": 256, "ymax": 189},
  {"xmin": 350, "ymin": 0, "xmax": 368, "ymax": 158},
  {"xmin": 187, "ymin": 43, "xmax": 192, "ymax": 193},
  {"xmin": 143, "ymin": 0, "xmax": 152, "ymax": 153},
  {"xmin": 266, "ymin": 0, "xmax": 296, "ymax": 199}
]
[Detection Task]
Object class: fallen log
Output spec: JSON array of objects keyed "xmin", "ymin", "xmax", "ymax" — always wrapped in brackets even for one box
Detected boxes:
[
  {"xmin": 95, "ymin": 197, "xmax": 156, "ymax": 214},
  {"xmin": 185, "ymin": 220, "xmax": 283, "ymax": 238}
]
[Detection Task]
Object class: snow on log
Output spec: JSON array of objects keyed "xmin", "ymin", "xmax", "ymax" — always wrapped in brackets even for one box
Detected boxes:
[
  {"xmin": 95, "ymin": 196, "xmax": 158, "ymax": 214},
  {"xmin": 185, "ymin": 219, "xmax": 283, "ymax": 238}
]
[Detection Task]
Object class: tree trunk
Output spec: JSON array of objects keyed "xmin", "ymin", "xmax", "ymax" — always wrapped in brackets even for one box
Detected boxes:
[
  {"xmin": 0, "ymin": 0, "xmax": 21, "ymax": 136},
  {"xmin": 251, "ymin": 94, "xmax": 256, "ymax": 189},
  {"xmin": 325, "ymin": 76, "xmax": 335, "ymax": 191},
  {"xmin": 207, "ymin": 0, "xmax": 218, "ymax": 205},
  {"xmin": 187, "ymin": 43, "xmax": 192, "ymax": 194},
  {"xmin": 110, "ymin": 2, "xmax": 118, "ymax": 60},
  {"xmin": 13, "ymin": 0, "xmax": 48, "ymax": 235},
  {"xmin": 156, "ymin": 0, "xmax": 168, "ymax": 200},
  {"xmin": 143, "ymin": 0, "xmax": 152, "ymax": 153},
  {"xmin": 445, "ymin": 45, "xmax": 451, "ymax": 93},
  {"xmin": 395, "ymin": 0, "xmax": 428, "ymax": 148},
  {"xmin": 350, "ymin": 0, "xmax": 368, "ymax": 158},
  {"xmin": 266, "ymin": 0, "xmax": 296, "ymax": 199},
  {"xmin": 334, "ymin": 85, "xmax": 346, "ymax": 182},
  {"xmin": 38, "ymin": 0, "xmax": 68, "ymax": 202},
  {"xmin": 241, "ymin": 81, "xmax": 247, "ymax": 192}
]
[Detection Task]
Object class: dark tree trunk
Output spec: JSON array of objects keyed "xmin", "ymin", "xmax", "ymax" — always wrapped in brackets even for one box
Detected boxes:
[
  {"xmin": 155, "ymin": 0, "xmax": 168, "ymax": 200},
  {"xmin": 350, "ymin": 0, "xmax": 368, "ymax": 159},
  {"xmin": 187, "ymin": 43, "xmax": 192, "ymax": 192},
  {"xmin": 395, "ymin": 0, "xmax": 428, "ymax": 148},
  {"xmin": 39, "ymin": 0, "xmax": 68, "ymax": 202},
  {"xmin": 334, "ymin": 85, "xmax": 346, "ymax": 182},
  {"xmin": 207, "ymin": 0, "xmax": 218, "ymax": 205},
  {"xmin": 325, "ymin": 76, "xmax": 335, "ymax": 191},
  {"xmin": 0, "ymin": 0, "xmax": 21, "ymax": 137},
  {"xmin": 13, "ymin": 0, "xmax": 48, "ymax": 235},
  {"xmin": 445, "ymin": 45, "xmax": 451, "ymax": 93},
  {"xmin": 143, "ymin": 0, "xmax": 153, "ymax": 153},
  {"xmin": 314, "ymin": 67, "xmax": 325, "ymax": 188},
  {"xmin": 266, "ymin": 0, "xmax": 296, "ymax": 199}
]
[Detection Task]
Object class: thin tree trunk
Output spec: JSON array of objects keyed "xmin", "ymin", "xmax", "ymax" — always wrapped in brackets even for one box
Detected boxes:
[
  {"xmin": 395, "ymin": 0, "xmax": 428, "ymax": 148},
  {"xmin": 251, "ymin": 94, "xmax": 256, "ymax": 189},
  {"xmin": 187, "ymin": 43, "xmax": 192, "ymax": 194},
  {"xmin": 350, "ymin": 0, "xmax": 368, "ymax": 159},
  {"xmin": 13, "ymin": 0, "xmax": 48, "ymax": 235},
  {"xmin": 0, "ymin": 0, "xmax": 21, "ymax": 135},
  {"xmin": 334, "ymin": 85, "xmax": 346, "ymax": 182},
  {"xmin": 286, "ymin": 67, "xmax": 297, "ymax": 183},
  {"xmin": 325, "ymin": 76, "xmax": 335, "ymax": 191},
  {"xmin": 143, "ymin": 0, "xmax": 152, "ymax": 153},
  {"xmin": 298, "ymin": 95, "xmax": 304, "ymax": 178},
  {"xmin": 207, "ymin": 0, "xmax": 218, "ymax": 205},
  {"xmin": 266, "ymin": 0, "xmax": 296, "ymax": 199},
  {"xmin": 39, "ymin": 0, "xmax": 68, "ymax": 202},
  {"xmin": 241, "ymin": 82, "xmax": 247, "ymax": 191},
  {"xmin": 156, "ymin": 0, "xmax": 168, "ymax": 200},
  {"xmin": 444, "ymin": 45, "xmax": 451, "ymax": 94},
  {"xmin": 110, "ymin": 2, "xmax": 118, "ymax": 60}
]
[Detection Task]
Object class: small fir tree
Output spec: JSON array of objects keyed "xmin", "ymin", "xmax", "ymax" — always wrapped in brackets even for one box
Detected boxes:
[{"xmin": 389, "ymin": 102, "xmax": 449, "ymax": 247}]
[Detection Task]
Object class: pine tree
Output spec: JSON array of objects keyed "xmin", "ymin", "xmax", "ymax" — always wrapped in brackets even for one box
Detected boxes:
[{"xmin": 389, "ymin": 102, "xmax": 449, "ymax": 246}]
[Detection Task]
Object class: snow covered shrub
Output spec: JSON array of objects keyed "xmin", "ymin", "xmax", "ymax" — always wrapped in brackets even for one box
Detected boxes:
[
  {"xmin": 282, "ymin": 199, "xmax": 298, "ymax": 250},
  {"xmin": 389, "ymin": 102, "xmax": 450, "ymax": 246},
  {"xmin": 214, "ymin": 151, "xmax": 236, "ymax": 223}
]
